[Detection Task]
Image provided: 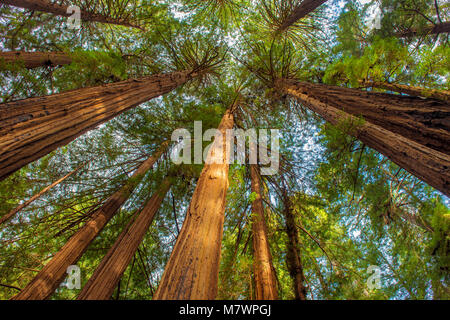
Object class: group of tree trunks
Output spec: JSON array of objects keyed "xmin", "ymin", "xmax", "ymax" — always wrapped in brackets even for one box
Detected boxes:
[
  {"xmin": 275, "ymin": 78, "xmax": 450, "ymax": 197},
  {"xmin": 1, "ymin": 0, "xmax": 449, "ymax": 301},
  {"xmin": 0, "ymin": 51, "xmax": 72, "ymax": 69},
  {"xmin": 0, "ymin": 0, "xmax": 144, "ymax": 30},
  {"xmin": 0, "ymin": 71, "xmax": 196, "ymax": 181}
]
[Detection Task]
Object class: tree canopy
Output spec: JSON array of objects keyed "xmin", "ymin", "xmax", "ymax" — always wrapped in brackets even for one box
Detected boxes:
[{"xmin": 0, "ymin": 0, "xmax": 448, "ymax": 300}]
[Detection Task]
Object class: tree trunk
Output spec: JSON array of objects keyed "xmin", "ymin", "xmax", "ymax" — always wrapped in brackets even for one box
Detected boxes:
[
  {"xmin": 250, "ymin": 164, "xmax": 278, "ymax": 300},
  {"xmin": 282, "ymin": 189, "xmax": 307, "ymax": 300},
  {"xmin": 153, "ymin": 108, "xmax": 235, "ymax": 300},
  {"xmin": 362, "ymin": 81, "xmax": 450, "ymax": 102},
  {"xmin": 0, "ymin": 71, "xmax": 194, "ymax": 182},
  {"xmin": 276, "ymin": 78, "xmax": 450, "ymax": 197},
  {"xmin": 398, "ymin": 21, "xmax": 450, "ymax": 38},
  {"xmin": 0, "ymin": 51, "xmax": 72, "ymax": 69},
  {"xmin": 277, "ymin": 0, "xmax": 327, "ymax": 33},
  {"xmin": 0, "ymin": 0, "xmax": 144, "ymax": 30},
  {"xmin": 276, "ymin": 79, "xmax": 450, "ymax": 156},
  {"xmin": 11, "ymin": 142, "xmax": 168, "ymax": 300},
  {"xmin": 0, "ymin": 160, "xmax": 88, "ymax": 226},
  {"xmin": 77, "ymin": 178, "xmax": 171, "ymax": 300}
]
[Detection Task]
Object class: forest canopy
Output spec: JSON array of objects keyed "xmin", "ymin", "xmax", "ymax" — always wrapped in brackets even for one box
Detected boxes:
[{"xmin": 0, "ymin": 0, "xmax": 449, "ymax": 300}]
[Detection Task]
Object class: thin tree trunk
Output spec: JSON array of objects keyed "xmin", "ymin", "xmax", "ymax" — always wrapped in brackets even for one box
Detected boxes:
[
  {"xmin": 276, "ymin": 79, "xmax": 450, "ymax": 156},
  {"xmin": 276, "ymin": 78, "xmax": 450, "ymax": 197},
  {"xmin": 77, "ymin": 178, "xmax": 171, "ymax": 300},
  {"xmin": 153, "ymin": 108, "xmax": 235, "ymax": 300},
  {"xmin": 0, "ymin": 71, "xmax": 194, "ymax": 182},
  {"xmin": 277, "ymin": 0, "xmax": 327, "ymax": 33},
  {"xmin": 282, "ymin": 188, "xmax": 307, "ymax": 300},
  {"xmin": 0, "ymin": 160, "xmax": 88, "ymax": 226},
  {"xmin": 0, "ymin": 0, "xmax": 144, "ymax": 30},
  {"xmin": 11, "ymin": 142, "xmax": 168, "ymax": 300},
  {"xmin": 0, "ymin": 51, "xmax": 72, "ymax": 69},
  {"xmin": 361, "ymin": 81, "xmax": 450, "ymax": 102},
  {"xmin": 398, "ymin": 21, "xmax": 450, "ymax": 38},
  {"xmin": 250, "ymin": 164, "xmax": 278, "ymax": 300}
]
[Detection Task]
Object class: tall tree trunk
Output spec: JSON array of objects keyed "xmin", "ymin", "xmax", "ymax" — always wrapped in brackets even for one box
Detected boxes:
[
  {"xmin": 250, "ymin": 164, "xmax": 278, "ymax": 300},
  {"xmin": 153, "ymin": 108, "xmax": 235, "ymax": 300},
  {"xmin": 361, "ymin": 81, "xmax": 450, "ymax": 102},
  {"xmin": 277, "ymin": 0, "xmax": 327, "ymax": 33},
  {"xmin": 0, "ymin": 51, "xmax": 72, "ymax": 69},
  {"xmin": 0, "ymin": 0, "xmax": 144, "ymax": 30},
  {"xmin": 276, "ymin": 79, "xmax": 450, "ymax": 156},
  {"xmin": 0, "ymin": 71, "xmax": 194, "ymax": 182},
  {"xmin": 0, "ymin": 160, "xmax": 88, "ymax": 226},
  {"xmin": 398, "ymin": 21, "xmax": 450, "ymax": 38},
  {"xmin": 282, "ymin": 189, "xmax": 307, "ymax": 300},
  {"xmin": 11, "ymin": 142, "xmax": 168, "ymax": 300},
  {"xmin": 276, "ymin": 78, "xmax": 450, "ymax": 197},
  {"xmin": 77, "ymin": 178, "xmax": 172, "ymax": 300}
]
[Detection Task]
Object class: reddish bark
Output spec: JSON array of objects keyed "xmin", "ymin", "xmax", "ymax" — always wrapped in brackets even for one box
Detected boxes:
[
  {"xmin": 0, "ymin": 51, "xmax": 72, "ymax": 69},
  {"xmin": 153, "ymin": 108, "xmax": 235, "ymax": 300},
  {"xmin": 0, "ymin": 71, "xmax": 194, "ymax": 181},
  {"xmin": 277, "ymin": 0, "xmax": 328, "ymax": 33},
  {"xmin": 77, "ymin": 179, "xmax": 171, "ymax": 300},
  {"xmin": 250, "ymin": 165, "xmax": 278, "ymax": 300},
  {"xmin": 1, "ymin": 0, "xmax": 144, "ymax": 30},
  {"xmin": 277, "ymin": 79, "xmax": 450, "ymax": 197}
]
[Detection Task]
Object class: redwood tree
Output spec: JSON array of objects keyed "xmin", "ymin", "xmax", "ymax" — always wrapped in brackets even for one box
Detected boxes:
[
  {"xmin": 0, "ymin": 71, "xmax": 196, "ymax": 181},
  {"xmin": 250, "ymin": 164, "xmax": 278, "ymax": 300},
  {"xmin": 0, "ymin": 0, "xmax": 144, "ymax": 30},
  {"xmin": 0, "ymin": 160, "xmax": 88, "ymax": 226},
  {"xmin": 0, "ymin": 51, "xmax": 72, "ymax": 69},
  {"xmin": 77, "ymin": 178, "xmax": 172, "ymax": 300},
  {"xmin": 11, "ymin": 142, "xmax": 168, "ymax": 300},
  {"xmin": 282, "ymin": 188, "xmax": 307, "ymax": 300},
  {"xmin": 275, "ymin": 78, "xmax": 450, "ymax": 197},
  {"xmin": 153, "ymin": 107, "xmax": 235, "ymax": 300}
]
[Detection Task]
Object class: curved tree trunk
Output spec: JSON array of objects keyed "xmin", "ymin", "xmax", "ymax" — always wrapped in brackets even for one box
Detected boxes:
[
  {"xmin": 277, "ymin": 79, "xmax": 450, "ymax": 156},
  {"xmin": 0, "ymin": 51, "xmax": 72, "ymax": 69},
  {"xmin": 153, "ymin": 108, "xmax": 235, "ymax": 300},
  {"xmin": 0, "ymin": 160, "xmax": 88, "ymax": 226},
  {"xmin": 77, "ymin": 178, "xmax": 172, "ymax": 300},
  {"xmin": 0, "ymin": 0, "xmax": 144, "ymax": 30},
  {"xmin": 276, "ymin": 79, "xmax": 450, "ymax": 197},
  {"xmin": 11, "ymin": 142, "xmax": 168, "ymax": 300},
  {"xmin": 0, "ymin": 71, "xmax": 194, "ymax": 182},
  {"xmin": 250, "ymin": 164, "xmax": 278, "ymax": 300},
  {"xmin": 361, "ymin": 81, "xmax": 450, "ymax": 102},
  {"xmin": 277, "ymin": 0, "xmax": 327, "ymax": 33},
  {"xmin": 282, "ymin": 189, "xmax": 307, "ymax": 300}
]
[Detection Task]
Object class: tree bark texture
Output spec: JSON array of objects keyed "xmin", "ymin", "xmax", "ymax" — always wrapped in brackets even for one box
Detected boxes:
[
  {"xmin": 153, "ymin": 108, "xmax": 235, "ymax": 300},
  {"xmin": 77, "ymin": 178, "xmax": 171, "ymax": 300},
  {"xmin": 0, "ymin": 71, "xmax": 192, "ymax": 181},
  {"xmin": 276, "ymin": 79, "xmax": 450, "ymax": 197},
  {"xmin": 11, "ymin": 142, "xmax": 168, "ymax": 300},
  {"xmin": 250, "ymin": 164, "xmax": 278, "ymax": 300}
]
